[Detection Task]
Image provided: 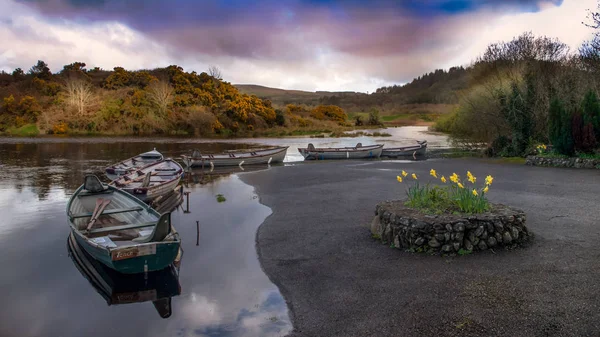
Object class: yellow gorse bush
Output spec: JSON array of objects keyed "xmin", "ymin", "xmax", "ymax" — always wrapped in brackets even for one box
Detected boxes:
[{"xmin": 396, "ymin": 168, "xmax": 495, "ymax": 214}]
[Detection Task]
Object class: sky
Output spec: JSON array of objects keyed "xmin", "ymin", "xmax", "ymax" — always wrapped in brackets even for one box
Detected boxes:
[{"xmin": 0, "ymin": 0, "xmax": 598, "ymax": 92}]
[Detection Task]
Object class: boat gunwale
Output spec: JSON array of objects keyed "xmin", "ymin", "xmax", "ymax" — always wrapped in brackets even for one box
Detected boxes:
[
  {"xmin": 182, "ymin": 146, "xmax": 289, "ymax": 161},
  {"xmin": 105, "ymin": 150, "xmax": 164, "ymax": 171},
  {"xmin": 108, "ymin": 159, "xmax": 184, "ymax": 190},
  {"xmin": 299, "ymin": 144, "xmax": 384, "ymax": 153}
]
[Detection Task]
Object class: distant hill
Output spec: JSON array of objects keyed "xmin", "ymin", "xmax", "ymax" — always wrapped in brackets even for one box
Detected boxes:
[{"xmin": 234, "ymin": 84, "xmax": 359, "ymax": 107}]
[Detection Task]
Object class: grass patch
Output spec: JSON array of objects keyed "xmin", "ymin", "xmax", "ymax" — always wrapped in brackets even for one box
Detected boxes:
[
  {"xmin": 216, "ymin": 194, "xmax": 226, "ymax": 203},
  {"xmin": 4, "ymin": 124, "xmax": 39, "ymax": 136}
]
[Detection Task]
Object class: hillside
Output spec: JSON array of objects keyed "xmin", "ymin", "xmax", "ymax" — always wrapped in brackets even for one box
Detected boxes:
[
  {"xmin": 234, "ymin": 84, "xmax": 356, "ymax": 107},
  {"xmin": 235, "ymin": 68, "xmax": 470, "ymax": 125},
  {"xmin": 0, "ymin": 62, "xmax": 356, "ymax": 136}
]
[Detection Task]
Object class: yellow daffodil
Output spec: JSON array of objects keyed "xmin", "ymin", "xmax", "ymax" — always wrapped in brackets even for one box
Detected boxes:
[
  {"xmin": 485, "ymin": 175, "xmax": 494, "ymax": 185},
  {"xmin": 441, "ymin": 176, "xmax": 447, "ymax": 183},
  {"xmin": 472, "ymin": 189, "xmax": 478, "ymax": 196},
  {"xmin": 397, "ymin": 176, "xmax": 403, "ymax": 183},
  {"xmin": 430, "ymin": 169, "xmax": 437, "ymax": 178},
  {"xmin": 483, "ymin": 186, "xmax": 489, "ymax": 193},
  {"xmin": 401, "ymin": 170, "xmax": 408, "ymax": 177},
  {"xmin": 450, "ymin": 173, "xmax": 459, "ymax": 183},
  {"xmin": 458, "ymin": 182, "xmax": 464, "ymax": 189},
  {"xmin": 468, "ymin": 175, "xmax": 476, "ymax": 184},
  {"xmin": 467, "ymin": 171, "xmax": 473, "ymax": 178},
  {"xmin": 412, "ymin": 173, "xmax": 418, "ymax": 180}
]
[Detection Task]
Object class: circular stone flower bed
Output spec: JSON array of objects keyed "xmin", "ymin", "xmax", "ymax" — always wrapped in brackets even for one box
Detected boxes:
[{"xmin": 371, "ymin": 200, "xmax": 533, "ymax": 254}]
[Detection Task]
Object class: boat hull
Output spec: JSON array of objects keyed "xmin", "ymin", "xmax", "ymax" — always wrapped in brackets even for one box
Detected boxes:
[
  {"xmin": 182, "ymin": 147, "xmax": 288, "ymax": 168},
  {"xmin": 381, "ymin": 145, "xmax": 427, "ymax": 157},
  {"xmin": 299, "ymin": 145, "xmax": 383, "ymax": 160},
  {"xmin": 72, "ymin": 230, "xmax": 180, "ymax": 274},
  {"xmin": 122, "ymin": 175, "xmax": 182, "ymax": 202},
  {"xmin": 105, "ymin": 150, "xmax": 164, "ymax": 180}
]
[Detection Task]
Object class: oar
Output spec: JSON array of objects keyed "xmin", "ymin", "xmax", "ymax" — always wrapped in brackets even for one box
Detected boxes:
[
  {"xmin": 88, "ymin": 198, "xmax": 104, "ymax": 223},
  {"xmin": 87, "ymin": 199, "xmax": 112, "ymax": 231}
]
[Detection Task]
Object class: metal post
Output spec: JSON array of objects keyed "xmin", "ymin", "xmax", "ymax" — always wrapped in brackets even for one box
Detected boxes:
[
  {"xmin": 196, "ymin": 220, "xmax": 200, "ymax": 246},
  {"xmin": 184, "ymin": 191, "xmax": 191, "ymax": 213}
]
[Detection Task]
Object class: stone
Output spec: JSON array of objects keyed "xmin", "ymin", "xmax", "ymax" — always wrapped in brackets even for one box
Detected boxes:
[
  {"xmin": 464, "ymin": 239, "xmax": 474, "ymax": 251},
  {"xmin": 453, "ymin": 242, "xmax": 461, "ymax": 251},
  {"xmin": 370, "ymin": 216, "xmax": 382, "ymax": 235},
  {"xmin": 466, "ymin": 222, "xmax": 478, "ymax": 229},
  {"xmin": 512, "ymin": 227, "xmax": 519, "ymax": 240},
  {"xmin": 454, "ymin": 222, "xmax": 466, "ymax": 232},
  {"xmin": 468, "ymin": 232, "xmax": 476, "ymax": 243},
  {"xmin": 495, "ymin": 232, "xmax": 503, "ymax": 243},
  {"xmin": 494, "ymin": 220, "xmax": 504, "ymax": 232},
  {"xmin": 429, "ymin": 238, "xmax": 441, "ymax": 248},
  {"xmin": 383, "ymin": 224, "xmax": 392, "ymax": 243},
  {"xmin": 413, "ymin": 220, "xmax": 426, "ymax": 229},
  {"xmin": 503, "ymin": 232, "xmax": 513, "ymax": 244},
  {"xmin": 373, "ymin": 200, "xmax": 531, "ymax": 254}
]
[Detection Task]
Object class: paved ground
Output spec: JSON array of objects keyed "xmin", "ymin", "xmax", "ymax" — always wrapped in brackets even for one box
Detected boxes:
[{"xmin": 241, "ymin": 158, "xmax": 600, "ymax": 337}]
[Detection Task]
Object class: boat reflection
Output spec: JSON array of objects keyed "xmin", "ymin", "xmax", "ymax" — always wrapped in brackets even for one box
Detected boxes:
[
  {"xmin": 67, "ymin": 233, "xmax": 182, "ymax": 319},
  {"xmin": 183, "ymin": 164, "xmax": 273, "ymax": 186}
]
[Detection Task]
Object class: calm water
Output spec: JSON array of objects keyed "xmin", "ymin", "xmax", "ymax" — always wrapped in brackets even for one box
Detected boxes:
[
  {"xmin": 0, "ymin": 144, "xmax": 291, "ymax": 337},
  {"xmin": 0, "ymin": 126, "xmax": 446, "ymax": 337}
]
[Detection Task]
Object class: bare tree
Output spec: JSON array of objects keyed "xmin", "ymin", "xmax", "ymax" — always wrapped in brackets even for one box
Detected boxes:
[
  {"xmin": 146, "ymin": 80, "xmax": 174, "ymax": 115},
  {"xmin": 208, "ymin": 65, "xmax": 222, "ymax": 80},
  {"xmin": 63, "ymin": 77, "xmax": 94, "ymax": 116}
]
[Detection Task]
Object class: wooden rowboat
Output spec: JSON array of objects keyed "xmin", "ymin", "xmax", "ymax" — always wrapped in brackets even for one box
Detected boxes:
[
  {"xmin": 67, "ymin": 232, "xmax": 181, "ymax": 318},
  {"xmin": 67, "ymin": 175, "xmax": 181, "ymax": 274},
  {"xmin": 381, "ymin": 141, "xmax": 428, "ymax": 158},
  {"xmin": 298, "ymin": 143, "xmax": 383, "ymax": 160},
  {"xmin": 181, "ymin": 146, "xmax": 288, "ymax": 168},
  {"xmin": 109, "ymin": 159, "xmax": 183, "ymax": 202},
  {"xmin": 105, "ymin": 148, "xmax": 164, "ymax": 181}
]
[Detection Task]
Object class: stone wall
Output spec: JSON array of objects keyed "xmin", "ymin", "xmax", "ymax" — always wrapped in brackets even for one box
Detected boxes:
[
  {"xmin": 525, "ymin": 155, "xmax": 600, "ymax": 169},
  {"xmin": 371, "ymin": 201, "xmax": 532, "ymax": 254}
]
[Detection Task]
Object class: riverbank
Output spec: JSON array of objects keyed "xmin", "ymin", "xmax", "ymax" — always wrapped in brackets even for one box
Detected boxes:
[{"xmin": 242, "ymin": 158, "xmax": 600, "ymax": 337}]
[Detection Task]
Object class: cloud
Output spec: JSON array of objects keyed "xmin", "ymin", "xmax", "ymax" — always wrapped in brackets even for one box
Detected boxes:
[{"xmin": 0, "ymin": 0, "xmax": 596, "ymax": 92}]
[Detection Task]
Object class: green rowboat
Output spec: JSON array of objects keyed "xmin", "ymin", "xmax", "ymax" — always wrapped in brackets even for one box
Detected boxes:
[{"xmin": 66, "ymin": 175, "xmax": 181, "ymax": 274}]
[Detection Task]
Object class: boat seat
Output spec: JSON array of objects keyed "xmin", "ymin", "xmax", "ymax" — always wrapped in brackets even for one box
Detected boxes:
[
  {"xmin": 78, "ymin": 189, "xmax": 114, "ymax": 197},
  {"xmin": 87, "ymin": 221, "xmax": 156, "ymax": 234},
  {"xmin": 83, "ymin": 175, "xmax": 106, "ymax": 193},
  {"xmin": 141, "ymin": 173, "xmax": 151, "ymax": 187},
  {"xmin": 133, "ymin": 213, "xmax": 171, "ymax": 243},
  {"xmin": 71, "ymin": 206, "xmax": 144, "ymax": 219}
]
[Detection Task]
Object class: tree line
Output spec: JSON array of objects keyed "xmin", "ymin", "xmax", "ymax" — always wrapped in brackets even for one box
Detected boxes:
[{"xmin": 0, "ymin": 62, "xmax": 350, "ymax": 136}]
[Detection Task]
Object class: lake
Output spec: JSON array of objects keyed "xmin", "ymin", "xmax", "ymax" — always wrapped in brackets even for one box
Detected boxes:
[{"xmin": 0, "ymin": 126, "xmax": 447, "ymax": 337}]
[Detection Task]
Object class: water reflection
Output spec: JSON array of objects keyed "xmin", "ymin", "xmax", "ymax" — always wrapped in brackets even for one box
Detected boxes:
[
  {"xmin": 183, "ymin": 165, "xmax": 274, "ymax": 187},
  {"xmin": 0, "ymin": 142, "xmax": 292, "ymax": 337},
  {"xmin": 67, "ymin": 233, "xmax": 182, "ymax": 319}
]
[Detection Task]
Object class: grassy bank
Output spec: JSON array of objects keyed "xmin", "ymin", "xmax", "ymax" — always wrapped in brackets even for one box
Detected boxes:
[{"xmin": 2, "ymin": 124, "xmax": 40, "ymax": 136}]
